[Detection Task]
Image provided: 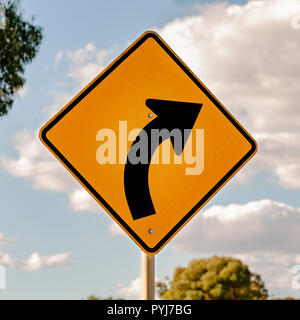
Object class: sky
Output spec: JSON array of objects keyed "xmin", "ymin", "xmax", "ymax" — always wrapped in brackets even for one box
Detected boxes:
[{"xmin": 0, "ymin": 0, "xmax": 300, "ymax": 299}]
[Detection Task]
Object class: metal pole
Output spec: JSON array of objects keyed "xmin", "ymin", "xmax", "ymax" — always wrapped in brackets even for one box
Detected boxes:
[{"xmin": 141, "ymin": 251, "xmax": 155, "ymax": 300}]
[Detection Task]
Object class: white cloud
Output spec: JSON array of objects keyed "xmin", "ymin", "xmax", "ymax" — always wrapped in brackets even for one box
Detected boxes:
[
  {"xmin": 168, "ymin": 198, "xmax": 300, "ymax": 297},
  {"xmin": 292, "ymin": 12, "xmax": 300, "ymax": 29},
  {"xmin": 47, "ymin": 44, "xmax": 112, "ymax": 116},
  {"xmin": 157, "ymin": 0, "xmax": 300, "ymax": 188},
  {"xmin": 117, "ymin": 277, "xmax": 141, "ymax": 299},
  {"xmin": 0, "ymin": 252, "xmax": 16, "ymax": 267},
  {"xmin": 0, "ymin": 229, "xmax": 71, "ymax": 271},
  {"xmin": 54, "ymin": 51, "xmax": 63, "ymax": 68},
  {"xmin": 234, "ymin": 252, "xmax": 300, "ymax": 298},
  {"xmin": 43, "ymin": 90, "xmax": 75, "ymax": 118},
  {"xmin": 0, "ymin": 43, "xmax": 113, "ymax": 213},
  {"xmin": 0, "ymin": 232, "xmax": 15, "ymax": 245},
  {"xmin": 111, "ymin": 198, "xmax": 300, "ymax": 296},
  {"xmin": 23, "ymin": 252, "xmax": 71, "ymax": 271},
  {"xmin": 0, "ymin": 129, "xmax": 101, "ymax": 213},
  {"xmin": 54, "ymin": 43, "xmax": 112, "ymax": 88},
  {"xmin": 108, "ymin": 221, "xmax": 125, "ymax": 236},
  {"xmin": 117, "ymin": 277, "xmax": 161, "ymax": 299},
  {"xmin": 68, "ymin": 190, "xmax": 100, "ymax": 213},
  {"xmin": 16, "ymin": 85, "xmax": 28, "ymax": 99},
  {"xmin": 0, "ymin": 251, "xmax": 71, "ymax": 271},
  {"xmin": 172, "ymin": 199, "xmax": 300, "ymax": 254},
  {"xmin": 1, "ymin": 129, "xmax": 75, "ymax": 192}
]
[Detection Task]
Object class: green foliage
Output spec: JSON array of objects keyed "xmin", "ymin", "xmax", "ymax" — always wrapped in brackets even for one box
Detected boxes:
[
  {"xmin": 157, "ymin": 256, "xmax": 268, "ymax": 300},
  {"xmin": 0, "ymin": 0, "xmax": 43, "ymax": 117}
]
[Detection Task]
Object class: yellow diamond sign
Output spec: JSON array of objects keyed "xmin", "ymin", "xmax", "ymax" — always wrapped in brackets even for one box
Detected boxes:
[{"xmin": 40, "ymin": 31, "xmax": 257, "ymax": 254}]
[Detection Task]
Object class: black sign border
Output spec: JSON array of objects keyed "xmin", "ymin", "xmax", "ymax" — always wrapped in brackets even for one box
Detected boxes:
[{"xmin": 40, "ymin": 31, "xmax": 257, "ymax": 254}]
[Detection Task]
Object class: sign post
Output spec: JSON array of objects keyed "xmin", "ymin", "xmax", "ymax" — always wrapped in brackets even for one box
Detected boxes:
[{"xmin": 141, "ymin": 252, "xmax": 155, "ymax": 300}]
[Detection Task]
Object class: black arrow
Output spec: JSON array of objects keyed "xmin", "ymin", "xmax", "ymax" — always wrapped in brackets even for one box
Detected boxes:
[{"xmin": 124, "ymin": 99, "xmax": 203, "ymax": 220}]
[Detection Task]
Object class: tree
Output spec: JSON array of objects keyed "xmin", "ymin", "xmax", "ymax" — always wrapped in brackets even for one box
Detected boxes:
[
  {"xmin": 0, "ymin": 0, "xmax": 43, "ymax": 117},
  {"xmin": 157, "ymin": 256, "xmax": 268, "ymax": 300}
]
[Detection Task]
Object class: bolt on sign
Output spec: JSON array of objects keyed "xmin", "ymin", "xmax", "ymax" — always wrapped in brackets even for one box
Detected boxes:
[{"xmin": 40, "ymin": 31, "xmax": 257, "ymax": 254}]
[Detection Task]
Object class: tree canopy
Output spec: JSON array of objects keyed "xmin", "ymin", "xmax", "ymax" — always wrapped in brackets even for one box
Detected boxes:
[
  {"xmin": 157, "ymin": 256, "xmax": 268, "ymax": 300},
  {"xmin": 0, "ymin": 0, "xmax": 43, "ymax": 117}
]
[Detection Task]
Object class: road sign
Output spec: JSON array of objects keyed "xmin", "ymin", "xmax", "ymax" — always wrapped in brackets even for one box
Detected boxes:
[{"xmin": 40, "ymin": 31, "xmax": 257, "ymax": 254}]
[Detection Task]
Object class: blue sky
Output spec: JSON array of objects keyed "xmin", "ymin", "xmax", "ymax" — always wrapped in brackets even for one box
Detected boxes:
[{"xmin": 1, "ymin": 0, "xmax": 300, "ymax": 299}]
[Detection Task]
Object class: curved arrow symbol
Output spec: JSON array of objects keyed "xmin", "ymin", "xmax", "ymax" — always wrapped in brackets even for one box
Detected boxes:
[{"xmin": 124, "ymin": 99, "xmax": 203, "ymax": 220}]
